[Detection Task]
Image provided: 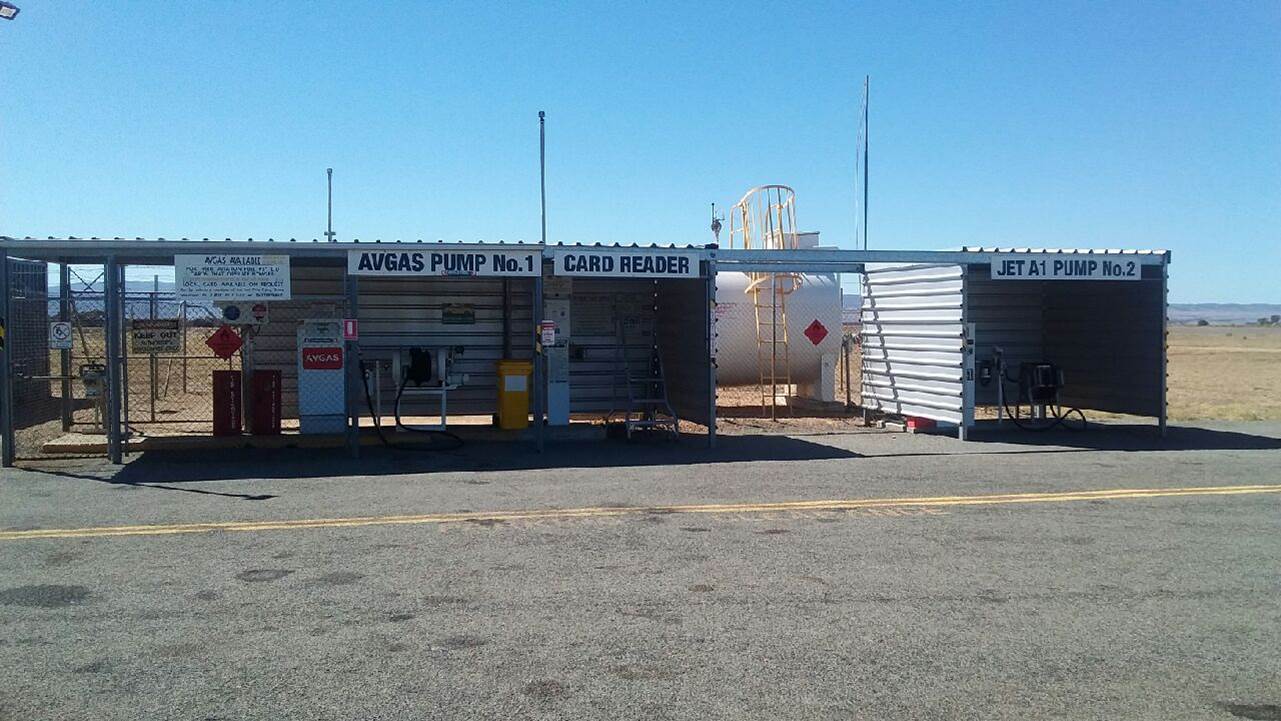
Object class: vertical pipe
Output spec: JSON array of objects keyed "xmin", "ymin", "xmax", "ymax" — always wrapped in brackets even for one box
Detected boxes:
[
  {"xmin": 502, "ymin": 279, "xmax": 512, "ymax": 358},
  {"xmin": 533, "ymin": 272, "xmax": 544, "ymax": 453},
  {"xmin": 59, "ymin": 262, "xmax": 72, "ymax": 431},
  {"xmin": 104, "ymin": 258, "xmax": 123, "ymax": 464},
  {"xmin": 119, "ymin": 276, "xmax": 130, "ymax": 433},
  {"xmin": 535, "ymin": 110, "xmax": 547, "ymax": 452},
  {"xmin": 706, "ymin": 254, "xmax": 717, "ymax": 448},
  {"xmin": 0, "ymin": 252, "xmax": 13, "ymax": 466},
  {"xmin": 863, "ymin": 76, "xmax": 870, "ymax": 251},
  {"xmin": 149, "ymin": 275, "xmax": 158, "ymax": 423},
  {"xmin": 181, "ymin": 300, "xmax": 188, "ymax": 393},
  {"xmin": 326, "ymin": 168, "xmax": 335, "ymax": 242},
  {"xmin": 345, "ymin": 271, "xmax": 360, "ymax": 458}
]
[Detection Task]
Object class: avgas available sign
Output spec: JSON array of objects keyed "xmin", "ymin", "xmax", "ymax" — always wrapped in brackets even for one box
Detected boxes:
[{"xmin": 348, "ymin": 249, "xmax": 539, "ymax": 277}]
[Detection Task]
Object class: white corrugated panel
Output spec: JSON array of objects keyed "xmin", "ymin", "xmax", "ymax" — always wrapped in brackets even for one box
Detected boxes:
[{"xmin": 861, "ymin": 263, "xmax": 970, "ymax": 427}]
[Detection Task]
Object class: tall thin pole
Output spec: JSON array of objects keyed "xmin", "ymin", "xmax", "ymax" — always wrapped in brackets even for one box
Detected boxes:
[
  {"xmin": 325, "ymin": 168, "xmax": 335, "ymax": 242},
  {"xmin": 862, "ymin": 76, "xmax": 869, "ymax": 251},
  {"xmin": 539, "ymin": 112, "xmax": 547, "ymax": 245}
]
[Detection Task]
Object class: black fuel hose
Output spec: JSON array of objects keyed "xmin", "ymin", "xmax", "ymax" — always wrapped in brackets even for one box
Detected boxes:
[
  {"xmin": 999, "ymin": 372, "xmax": 1088, "ymax": 432},
  {"xmin": 360, "ymin": 360, "xmax": 463, "ymax": 451}
]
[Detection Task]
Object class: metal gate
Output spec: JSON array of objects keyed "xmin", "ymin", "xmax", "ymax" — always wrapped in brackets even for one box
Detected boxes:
[{"xmin": 860, "ymin": 263, "xmax": 974, "ymax": 436}]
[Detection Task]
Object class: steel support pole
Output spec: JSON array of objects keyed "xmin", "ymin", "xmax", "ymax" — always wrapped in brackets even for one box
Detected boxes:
[
  {"xmin": 59, "ymin": 262, "xmax": 72, "ymax": 431},
  {"xmin": 533, "ymin": 272, "xmax": 544, "ymax": 453},
  {"xmin": 345, "ymin": 272, "xmax": 360, "ymax": 458},
  {"xmin": 705, "ymin": 256, "xmax": 717, "ymax": 448},
  {"xmin": 104, "ymin": 257, "xmax": 124, "ymax": 464},
  {"xmin": 0, "ymin": 252, "xmax": 13, "ymax": 467}
]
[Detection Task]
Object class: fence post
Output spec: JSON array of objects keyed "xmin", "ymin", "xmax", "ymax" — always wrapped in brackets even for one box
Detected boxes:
[
  {"xmin": 60, "ymin": 262, "xmax": 72, "ymax": 431},
  {"xmin": 181, "ymin": 300, "xmax": 188, "ymax": 393},
  {"xmin": 0, "ymin": 252, "xmax": 13, "ymax": 467},
  {"xmin": 344, "ymin": 272, "xmax": 360, "ymax": 458},
  {"xmin": 105, "ymin": 258, "xmax": 124, "ymax": 464},
  {"xmin": 149, "ymin": 277, "xmax": 158, "ymax": 423}
]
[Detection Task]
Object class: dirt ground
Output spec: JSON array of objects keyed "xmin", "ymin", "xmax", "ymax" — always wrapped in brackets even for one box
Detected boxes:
[{"xmin": 1166, "ymin": 325, "xmax": 1281, "ymax": 421}]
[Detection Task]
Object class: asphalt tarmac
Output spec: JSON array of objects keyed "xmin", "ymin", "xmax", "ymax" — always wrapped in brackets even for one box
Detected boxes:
[{"xmin": 1, "ymin": 421, "xmax": 1279, "ymax": 720}]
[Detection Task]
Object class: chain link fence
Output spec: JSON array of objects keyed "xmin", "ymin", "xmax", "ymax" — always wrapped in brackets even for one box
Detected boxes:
[{"xmin": 712, "ymin": 271, "xmax": 866, "ymax": 434}]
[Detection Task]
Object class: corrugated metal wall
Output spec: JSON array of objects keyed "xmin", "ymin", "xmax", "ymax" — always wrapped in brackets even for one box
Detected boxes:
[
  {"xmin": 657, "ymin": 277, "xmax": 713, "ymax": 426},
  {"xmin": 964, "ymin": 270, "xmax": 1043, "ymax": 406},
  {"xmin": 860, "ymin": 263, "xmax": 968, "ymax": 425},
  {"xmin": 567, "ymin": 278, "xmax": 656, "ymax": 414},
  {"xmin": 1042, "ymin": 269, "xmax": 1164, "ymax": 416},
  {"xmin": 966, "ymin": 264, "xmax": 1165, "ymax": 417},
  {"xmin": 358, "ymin": 275, "xmax": 535, "ymax": 416},
  {"xmin": 251, "ymin": 265, "xmax": 536, "ymax": 419}
]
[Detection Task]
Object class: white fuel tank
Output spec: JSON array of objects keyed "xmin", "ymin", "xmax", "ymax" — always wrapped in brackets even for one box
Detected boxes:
[{"xmin": 714, "ymin": 272, "xmax": 844, "ymax": 386}]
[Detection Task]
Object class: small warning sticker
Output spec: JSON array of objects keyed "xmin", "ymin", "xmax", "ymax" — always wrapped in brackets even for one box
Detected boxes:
[{"xmin": 803, "ymin": 319, "xmax": 829, "ymax": 346}]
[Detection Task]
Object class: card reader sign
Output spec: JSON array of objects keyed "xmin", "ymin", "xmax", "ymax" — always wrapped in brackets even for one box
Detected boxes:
[
  {"xmin": 553, "ymin": 249, "xmax": 702, "ymax": 278},
  {"xmin": 991, "ymin": 255, "xmax": 1140, "ymax": 281},
  {"xmin": 302, "ymin": 347, "xmax": 343, "ymax": 370}
]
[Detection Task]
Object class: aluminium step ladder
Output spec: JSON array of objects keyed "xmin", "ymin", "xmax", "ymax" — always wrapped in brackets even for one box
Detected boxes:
[{"xmin": 609, "ymin": 316, "xmax": 679, "ymax": 440}]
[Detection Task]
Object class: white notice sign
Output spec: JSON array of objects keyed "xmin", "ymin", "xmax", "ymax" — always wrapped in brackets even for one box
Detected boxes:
[
  {"xmin": 49, "ymin": 321, "xmax": 73, "ymax": 350},
  {"xmin": 990, "ymin": 255, "xmax": 1141, "ymax": 281},
  {"xmin": 175, "ymin": 255, "xmax": 292, "ymax": 300},
  {"xmin": 551, "ymin": 248, "xmax": 702, "ymax": 278},
  {"xmin": 347, "ymin": 249, "xmax": 540, "ymax": 277},
  {"xmin": 131, "ymin": 319, "xmax": 181, "ymax": 354}
]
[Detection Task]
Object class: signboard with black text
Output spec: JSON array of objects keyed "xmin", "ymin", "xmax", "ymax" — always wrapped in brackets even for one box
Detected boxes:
[
  {"xmin": 990, "ymin": 255, "xmax": 1141, "ymax": 281},
  {"xmin": 347, "ymin": 249, "xmax": 539, "ymax": 277},
  {"xmin": 551, "ymin": 248, "xmax": 702, "ymax": 278},
  {"xmin": 175, "ymin": 255, "xmax": 292, "ymax": 300}
]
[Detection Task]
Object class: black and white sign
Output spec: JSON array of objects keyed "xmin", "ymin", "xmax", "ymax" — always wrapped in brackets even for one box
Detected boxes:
[
  {"xmin": 131, "ymin": 319, "xmax": 181, "ymax": 354},
  {"xmin": 347, "ymin": 249, "xmax": 539, "ymax": 277},
  {"xmin": 49, "ymin": 321, "xmax": 73, "ymax": 350},
  {"xmin": 551, "ymin": 248, "xmax": 702, "ymax": 278},
  {"xmin": 176, "ymin": 255, "xmax": 292, "ymax": 300},
  {"xmin": 991, "ymin": 254, "xmax": 1141, "ymax": 281}
]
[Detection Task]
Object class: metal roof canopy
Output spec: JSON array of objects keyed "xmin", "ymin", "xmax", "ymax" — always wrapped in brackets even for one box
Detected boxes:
[{"xmin": 0, "ymin": 237, "xmax": 1170, "ymax": 269}]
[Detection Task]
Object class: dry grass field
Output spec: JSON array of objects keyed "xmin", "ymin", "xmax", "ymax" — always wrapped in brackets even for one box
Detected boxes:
[{"xmin": 1166, "ymin": 325, "xmax": 1281, "ymax": 420}]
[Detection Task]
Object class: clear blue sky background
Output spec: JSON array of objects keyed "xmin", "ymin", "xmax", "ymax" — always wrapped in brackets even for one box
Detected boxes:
[{"xmin": 1, "ymin": 1, "xmax": 1277, "ymax": 302}]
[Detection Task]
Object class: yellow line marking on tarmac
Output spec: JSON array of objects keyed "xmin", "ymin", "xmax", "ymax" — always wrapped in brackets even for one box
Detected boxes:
[{"xmin": 3, "ymin": 484, "xmax": 1279, "ymax": 541}]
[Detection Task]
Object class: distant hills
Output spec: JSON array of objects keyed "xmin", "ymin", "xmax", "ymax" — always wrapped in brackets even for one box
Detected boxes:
[{"xmin": 1169, "ymin": 303, "xmax": 1281, "ymax": 326}]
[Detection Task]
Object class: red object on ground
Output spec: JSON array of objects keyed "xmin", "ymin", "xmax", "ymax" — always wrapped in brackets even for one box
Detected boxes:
[
  {"xmin": 206, "ymin": 325, "xmax": 243, "ymax": 359},
  {"xmin": 803, "ymin": 319, "xmax": 829, "ymax": 346},
  {"xmin": 906, "ymin": 416, "xmax": 936, "ymax": 431},
  {"xmin": 212, "ymin": 370, "xmax": 242, "ymax": 436},
  {"xmin": 251, "ymin": 370, "xmax": 282, "ymax": 436}
]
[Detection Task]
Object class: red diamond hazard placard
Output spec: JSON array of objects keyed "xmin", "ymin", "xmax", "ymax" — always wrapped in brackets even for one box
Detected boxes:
[
  {"xmin": 206, "ymin": 324, "xmax": 243, "ymax": 359},
  {"xmin": 803, "ymin": 319, "xmax": 829, "ymax": 346}
]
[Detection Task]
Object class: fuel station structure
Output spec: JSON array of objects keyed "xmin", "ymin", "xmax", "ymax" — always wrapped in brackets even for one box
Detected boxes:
[{"xmin": 0, "ymin": 237, "xmax": 1169, "ymax": 465}]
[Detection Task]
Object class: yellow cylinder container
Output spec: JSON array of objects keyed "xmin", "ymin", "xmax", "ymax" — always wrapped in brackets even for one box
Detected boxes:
[{"xmin": 495, "ymin": 360, "xmax": 533, "ymax": 430}]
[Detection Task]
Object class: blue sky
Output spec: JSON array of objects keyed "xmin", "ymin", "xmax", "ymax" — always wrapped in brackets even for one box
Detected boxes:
[{"xmin": 0, "ymin": 1, "xmax": 1277, "ymax": 302}]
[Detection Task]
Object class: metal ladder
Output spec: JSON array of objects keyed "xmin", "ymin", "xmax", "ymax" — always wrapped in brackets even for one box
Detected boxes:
[
  {"xmin": 612, "ymin": 316, "xmax": 679, "ymax": 439},
  {"xmin": 749, "ymin": 271, "xmax": 800, "ymax": 418}
]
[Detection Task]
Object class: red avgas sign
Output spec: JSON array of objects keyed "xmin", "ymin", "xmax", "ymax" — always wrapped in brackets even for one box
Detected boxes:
[{"xmin": 302, "ymin": 347, "xmax": 343, "ymax": 370}]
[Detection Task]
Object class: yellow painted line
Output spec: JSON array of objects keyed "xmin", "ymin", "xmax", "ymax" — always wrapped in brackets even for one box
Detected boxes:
[{"xmin": 3, "ymin": 483, "xmax": 1279, "ymax": 541}]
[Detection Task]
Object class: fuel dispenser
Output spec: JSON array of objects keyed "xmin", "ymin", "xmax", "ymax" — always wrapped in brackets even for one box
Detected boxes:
[
  {"xmin": 982, "ymin": 347, "xmax": 1086, "ymax": 431},
  {"xmin": 297, "ymin": 319, "xmax": 347, "ymax": 434}
]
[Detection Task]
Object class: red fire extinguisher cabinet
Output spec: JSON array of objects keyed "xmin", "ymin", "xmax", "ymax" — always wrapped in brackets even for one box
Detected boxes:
[
  {"xmin": 212, "ymin": 370, "xmax": 242, "ymax": 436},
  {"xmin": 251, "ymin": 370, "xmax": 282, "ymax": 436}
]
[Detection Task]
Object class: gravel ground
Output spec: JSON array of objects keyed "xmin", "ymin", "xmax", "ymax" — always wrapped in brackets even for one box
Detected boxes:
[{"xmin": 1, "ymin": 421, "xmax": 1279, "ymax": 720}]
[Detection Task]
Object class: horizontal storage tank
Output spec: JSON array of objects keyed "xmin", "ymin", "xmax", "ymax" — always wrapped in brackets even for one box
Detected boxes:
[{"xmin": 714, "ymin": 272, "xmax": 843, "ymax": 386}]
